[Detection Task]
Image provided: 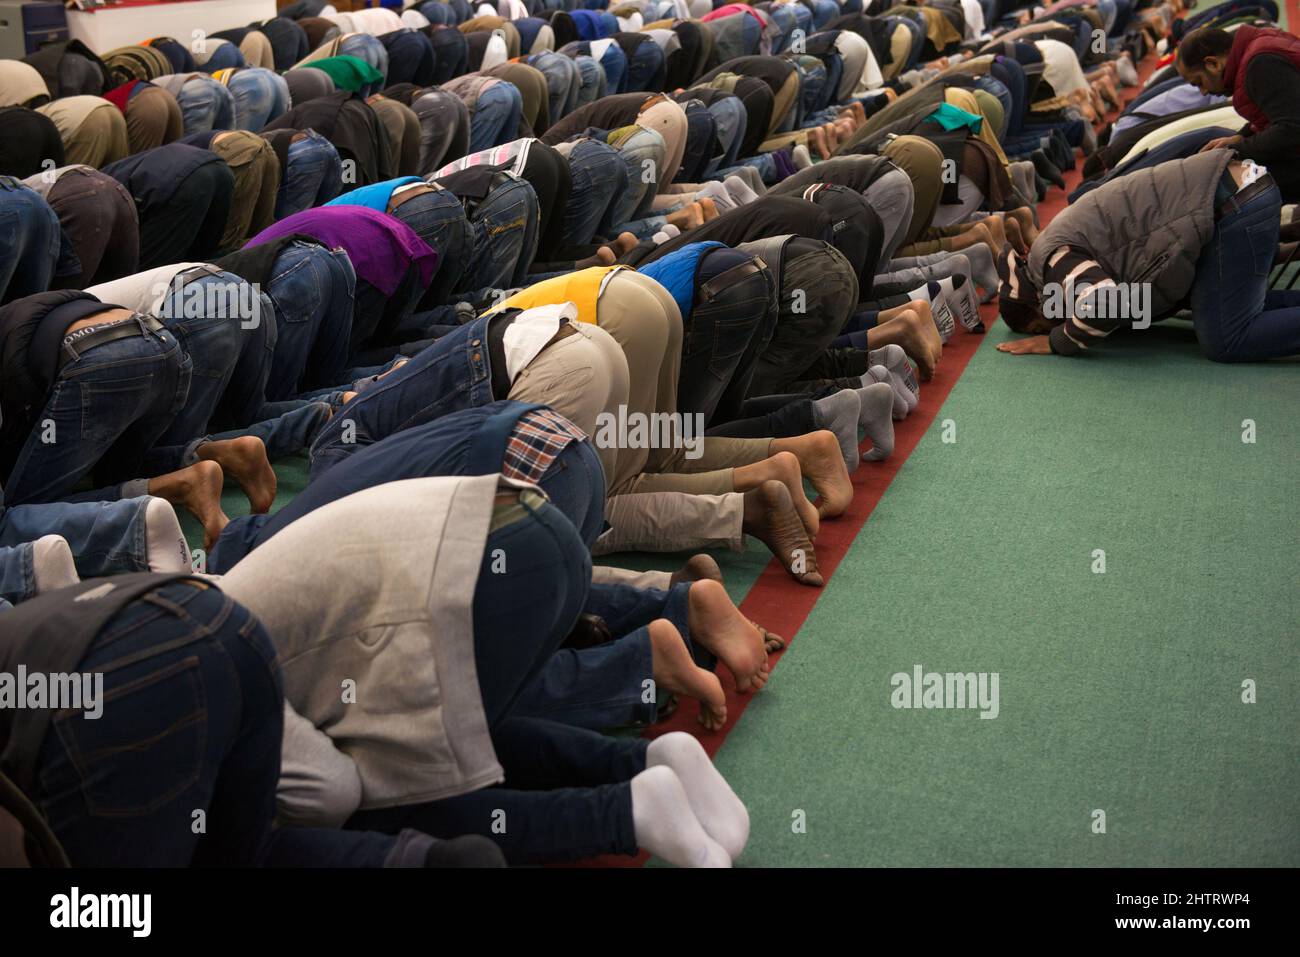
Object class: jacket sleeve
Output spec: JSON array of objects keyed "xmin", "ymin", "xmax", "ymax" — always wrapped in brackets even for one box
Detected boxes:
[
  {"xmin": 276, "ymin": 702, "xmax": 363, "ymax": 828},
  {"xmin": 1237, "ymin": 55, "xmax": 1300, "ymax": 167},
  {"xmin": 1044, "ymin": 248, "xmax": 1128, "ymax": 356}
]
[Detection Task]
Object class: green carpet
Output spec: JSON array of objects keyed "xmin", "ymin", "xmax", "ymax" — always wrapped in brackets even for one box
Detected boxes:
[{"xmin": 710, "ymin": 321, "xmax": 1300, "ymax": 866}]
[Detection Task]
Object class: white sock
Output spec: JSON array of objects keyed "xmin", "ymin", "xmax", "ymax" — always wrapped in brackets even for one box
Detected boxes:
[
  {"xmin": 144, "ymin": 496, "xmax": 190, "ymax": 572},
  {"xmin": 31, "ymin": 535, "xmax": 79, "ymax": 594},
  {"xmin": 631, "ymin": 765, "xmax": 732, "ymax": 867},
  {"xmin": 645, "ymin": 734, "xmax": 749, "ymax": 861},
  {"xmin": 723, "ymin": 174, "xmax": 760, "ymax": 206},
  {"xmin": 660, "ymin": 223, "xmax": 681, "ymax": 238},
  {"xmin": 652, "ymin": 230, "xmax": 673, "ymax": 245},
  {"xmin": 792, "ymin": 144, "xmax": 813, "ymax": 170},
  {"xmin": 695, "ymin": 180, "xmax": 736, "ymax": 212}
]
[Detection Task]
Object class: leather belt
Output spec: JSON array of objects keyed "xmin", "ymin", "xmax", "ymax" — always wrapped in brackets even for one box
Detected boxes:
[
  {"xmin": 1216, "ymin": 173, "xmax": 1276, "ymax": 220},
  {"xmin": 60, "ymin": 313, "xmax": 165, "ymax": 372},
  {"xmin": 699, "ymin": 258, "xmax": 767, "ymax": 301}
]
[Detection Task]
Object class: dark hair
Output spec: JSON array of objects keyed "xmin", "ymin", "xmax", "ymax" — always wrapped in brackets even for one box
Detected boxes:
[
  {"xmin": 1177, "ymin": 27, "xmax": 1234, "ymax": 68},
  {"xmin": 998, "ymin": 297, "xmax": 1047, "ymax": 333}
]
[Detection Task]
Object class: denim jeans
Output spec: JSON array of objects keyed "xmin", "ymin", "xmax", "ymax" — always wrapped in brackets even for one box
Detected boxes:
[
  {"xmin": 394, "ymin": 188, "xmax": 474, "ymax": 309},
  {"xmin": 511, "ymin": 580, "xmax": 708, "ymax": 730},
  {"xmin": 173, "ymin": 76, "xmax": 236, "ymax": 134},
  {"xmin": 339, "ymin": 34, "xmax": 389, "ymax": 96},
  {"xmin": 564, "ymin": 139, "xmax": 627, "ymax": 245},
  {"xmin": 152, "ymin": 274, "xmax": 277, "ymax": 441},
  {"xmin": 275, "ymin": 130, "xmax": 344, "ymax": 220},
  {"xmin": 31, "ymin": 581, "xmax": 399, "ymax": 866},
  {"xmin": 0, "ymin": 496, "xmax": 158, "ymax": 602},
  {"xmin": 309, "ymin": 314, "xmax": 493, "ymax": 479},
  {"xmin": 227, "ymin": 68, "xmax": 290, "ymax": 132},
  {"xmin": 571, "ymin": 54, "xmax": 607, "ymax": 107},
  {"xmin": 678, "ymin": 248, "xmax": 777, "ymax": 425},
  {"xmin": 605, "ymin": 127, "xmax": 665, "ymax": 230},
  {"xmin": 527, "ymin": 51, "xmax": 581, "ymax": 120},
  {"xmin": 456, "ymin": 174, "xmax": 540, "ymax": 295},
  {"xmin": 3, "ymin": 322, "xmax": 191, "ymax": 506},
  {"xmin": 263, "ymin": 240, "xmax": 356, "ymax": 398},
  {"xmin": 349, "ymin": 499, "xmax": 649, "ymax": 864},
  {"xmin": 0, "ymin": 177, "xmax": 61, "ymax": 306},
  {"xmin": 468, "ymin": 82, "xmax": 523, "ymax": 153},
  {"xmin": 703, "ymin": 95, "xmax": 748, "ymax": 177},
  {"xmin": 1190, "ymin": 181, "xmax": 1300, "ymax": 362}
]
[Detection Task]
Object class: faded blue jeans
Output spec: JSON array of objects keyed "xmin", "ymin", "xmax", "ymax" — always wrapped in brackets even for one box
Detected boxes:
[
  {"xmin": 0, "ymin": 177, "xmax": 61, "ymax": 306},
  {"xmin": 263, "ymin": 240, "xmax": 356, "ymax": 398},
  {"xmin": 226, "ymin": 67, "xmax": 291, "ymax": 131},
  {"xmin": 275, "ymin": 130, "xmax": 344, "ymax": 219}
]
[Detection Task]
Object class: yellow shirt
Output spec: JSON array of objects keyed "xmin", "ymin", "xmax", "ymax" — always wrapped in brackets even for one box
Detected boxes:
[{"xmin": 494, "ymin": 265, "xmax": 627, "ymax": 325}]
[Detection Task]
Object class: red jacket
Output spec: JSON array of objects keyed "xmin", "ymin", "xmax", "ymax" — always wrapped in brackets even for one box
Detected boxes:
[{"xmin": 1222, "ymin": 25, "xmax": 1300, "ymax": 132}]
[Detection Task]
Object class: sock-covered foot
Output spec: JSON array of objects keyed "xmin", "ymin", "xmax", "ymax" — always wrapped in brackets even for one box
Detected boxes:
[
  {"xmin": 792, "ymin": 144, "xmax": 813, "ymax": 169},
  {"xmin": 865, "ymin": 365, "xmax": 910, "ymax": 420},
  {"xmin": 144, "ymin": 496, "xmax": 191, "ymax": 572},
  {"xmin": 631, "ymin": 766, "xmax": 731, "ymax": 867},
  {"xmin": 723, "ymin": 174, "xmax": 760, "ymax": 206},
  {"xmin": 959, "ymin": 242, "xmax": 1000, "ymax": 302},
  {"xmin": 695, "ymin": 180, "xmax": 737, "ymax": 212},
  {"xmin": 646, "ymin": 733, "xmax": 749, "ymax": 861},
  {"xmin": 857, "ymin": 382, "xmax": 896, "ymax": 462},
  {"xmin": 423, "ymin": 834, "xmax": 507, "ymax": 867},
  {"xmin": 869, "ymin": 344, "xmax": 920, "ymax": 403},
  {"xmin": 31, "ymin": 535, "xmax": 78, "ymax": 594},
  {"xmin": 811, "ymin": 388, "xmax": 862, "ymax": 474}
]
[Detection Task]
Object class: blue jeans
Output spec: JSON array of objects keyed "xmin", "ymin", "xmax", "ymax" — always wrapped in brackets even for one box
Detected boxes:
[
  {"xmin": 456, "ymin": 174, "xmax": 540, "ymax": 295},
  {"xmin": 528, "ymin": 51, "xmax": 580, "ymax": 120},
  {"xmin": 31, "ymin": 581, "xmax": 400, "ymax": 866},
  {"xmin": 308, "ymin": 314, "xmax": 493, "ymax": 479},
  {"xmin": 0, "ymin": 177, "xmax": 60, "ymax": 306},
  {"xmin": 393, "ymin": 188, "xmax": 474, "ymax": 309},
  {"xmin": 3, "ymin": 322, "xmax": 191, "ymax": 505},
  {"xmin": 174, "ymin": 76, "xmax": 236, "ymax": 134},
  {"xmin": 276, "ymin": 130, "xmax": 344, "ymax": 220},
  {"xmin": 468, "ymin": 82, "xmax": 523, "ymax": 153},
  {"xmin": 606, "ymin": 127, "xmax": 664, "ymax": 230},
  {"xmin": 263, "ymin": 240, "xmax": 356, "ymax": 398},
  {"xmin": 571, "ymin": 54, "xmax": 607, "ymax": 107},
  {"xmin": 1191, "ymin": 181, "xmax": 1300, "ymax": 362},
  {"xmin": 339, "ymin": 34, "xmax": 389, "ymax": 96},
  {"xmin": 0, "ymin": 497, "xmax": 157, "ymax": 604},
  {"xmin": 564, "ymin": 139, "xmax": 627, "ymax": 245},
  {"xmin": 227, "ymin": 67, "xmax": 290, "ymax": 131},
  {"xmin": 511, "ymin": 581, "xmax": 709, "ymax": 730}
]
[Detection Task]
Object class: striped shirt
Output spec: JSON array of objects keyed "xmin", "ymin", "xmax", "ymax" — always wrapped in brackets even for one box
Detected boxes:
[
  {"xmin": 1043, "ymin": 246, "xmax": 1125, "ymax": 356},
  {"xmin": 501, "ymin": 408, "xmax": 588, "ymax": 485}
]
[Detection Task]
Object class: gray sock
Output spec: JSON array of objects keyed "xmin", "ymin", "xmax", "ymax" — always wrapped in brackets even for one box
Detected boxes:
[
  {"xmin": 959, "ymin": 242, "xmax": 1000, "ymax": 302},
  {"xmin": 696, "ymin": 180, "xmax": 737, "ymax": 212},
  {"xmin": 868, "ymin": 344, "xmax": 920, "ymax": 404},
  {"xmin": 865, "ymin": 364, "xmax": 909, "ymax": 420},
  {"xmin": 812, "ymin": 388, "xmax": 862, "ymax": 474},
  {"xmin": 857, "ymin": 382, "xmax": 896, "ymax": 462}
]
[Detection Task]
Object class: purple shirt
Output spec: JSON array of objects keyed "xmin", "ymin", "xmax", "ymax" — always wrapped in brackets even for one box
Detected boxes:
[{"xmin": 245, "ymin": 206, "xmax": 438, "ymax": 297}]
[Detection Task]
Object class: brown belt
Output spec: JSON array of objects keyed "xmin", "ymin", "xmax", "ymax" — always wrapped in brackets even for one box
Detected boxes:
[{"xmin": 1216, "ymin": 174, "xmax": 1276, "ymax": 221}]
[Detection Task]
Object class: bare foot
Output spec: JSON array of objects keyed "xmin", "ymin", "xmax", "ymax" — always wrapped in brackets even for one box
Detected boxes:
[
  {"xmin": 771, "ymin": 431, "xmax": 854, "ymax": 520},
  {"xmin": 670, "ymin": 553, "xmax": 723, "ymax": 587},
  {"xmin": 666, "ymin": 202, "xmax": 704, "ymax": 231},
  {"xmin": 147, "ymin": 461, "xmax": 229, "ymax": 551},
  {"xmin": 749, "ymin": 619, "xmax": 785, "ymax": 654},
  {"xmin": 613, "ymin": 231, "xmax": 639, "ymax": 255},
  {"xmin": 741, "ymin": 481, "xmax": 823, "ymax": 586},
  {"xmin": 1005, "ymin": 215, "xmax": 1027, "ymax": 255},
  {"xmin": 197, "ymin": 435, "xmax": 276, "ymax": 514},
  {"xmin": 697, "ymin": 197, "xmax": 719, "ymax": 222},
  {"xmin": 686, "ymin": 579, "xmax": 769, "ymax": 693},
  {"xmin": 1007, "ymin": 205, "xmax": 1038, "ymax": 246},
  {"xmin": 976, "ymin": 215, "xmax": 1006, "ymax": 251},
  {"xmin": 649, "ymin": 618, "xmax": 727, "ymax": 731},
  {"xmin": 888, "ymin": 306, "xmax": 942, "ymax": 380},
  {"xmin": 578, "ymin": 247, "xmax": 617, "ymax": 267}
]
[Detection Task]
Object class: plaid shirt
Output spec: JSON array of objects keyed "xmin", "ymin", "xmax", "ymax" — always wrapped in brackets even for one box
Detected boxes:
[{"xmin": 501, "ymin": 408, "xmax": 588, "ymax": 485}]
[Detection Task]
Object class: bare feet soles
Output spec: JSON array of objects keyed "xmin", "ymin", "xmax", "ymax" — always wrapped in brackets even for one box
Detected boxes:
[
  {"xmin": 891, "ymin": 306, "xmax": 943, "ymax": 380},
  {"xmin": 197, "ymin": 435, "xmax": 277, "ymax": 514},
  {"xmin": 742, "ymin": 481, "xmax": 823, "ymax": 587},
  {"xmin": 779, "ymin": 431, "xmax": 854, "ymax": 519},
  {"xmin": 686, "ymin": 579, "xmax": 769, "ymax": 693},
  {"xmin": 697, "ymin": 197, "xmax": 719, "ymax": 222},
  {"xmin": 147, "ymin": 460, "xmax": 228, "ymax": 551},
  {"xmin": 649, "ymin": 619, "xmax": 727, "ymax": 731}
]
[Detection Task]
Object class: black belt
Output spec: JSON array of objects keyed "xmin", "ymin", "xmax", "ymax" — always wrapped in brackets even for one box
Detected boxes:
[
  {"xmin": 699, "ymin": 259, "xmax": 767, "ymax": 302},
  {"xmin": 60, "ymin": 313, "xmax": 165, "ymax": 371},
  {"xmin": 1216, "ymin": 173, "xmax": 1276, "ymax": 221}
]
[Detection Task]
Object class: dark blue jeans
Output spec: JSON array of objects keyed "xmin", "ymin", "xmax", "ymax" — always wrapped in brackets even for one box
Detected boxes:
[
  {"xmin": 0, "ymin": 177, "xmax": 61, "ymax": 306},
  {"xmin": 454, "ymin": 174, "xmax": 540, "ymax": 295},
  {"xmin": 563, "ymin": 139, "xmax": 627, "ymax": 246},
  {"xmin": 1190, "ymin": 181, "xmax": 1300, "ymax": 362},
  {"xmin": 263, "ymin": 240, "xmax": 356, "ymax": 398},
  {"xmin": 32, "ymin": 581, "xmax": 398, "ymax": 866},
  {"xmin": 394, "ymin": 188, "xmax": 473, "ymax": 309},
  {"xmin": 3, "ymin": 322, "xmax": 191, "ymax": 506},
  {"xmin": 348, "ymin": 499, "xmax": 649, "ymax": 864},
  {"xmin": 275, "ymin": 130, "xmax": 344, "ymax": 219}
]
